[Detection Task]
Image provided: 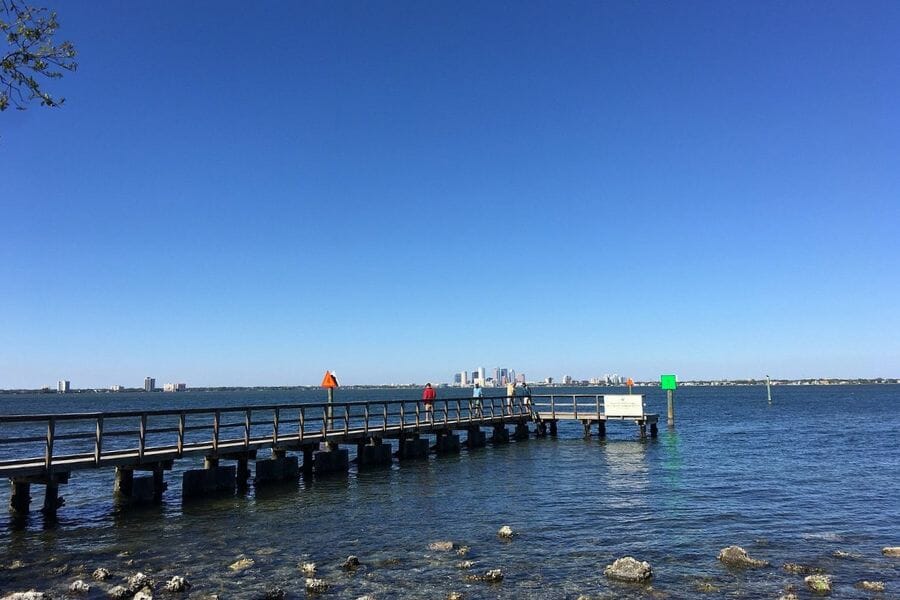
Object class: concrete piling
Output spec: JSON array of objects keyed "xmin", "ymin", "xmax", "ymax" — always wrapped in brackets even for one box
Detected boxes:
[
  {"xmin": 9, "ymin": 480, "xmax": 30, "ymax": 515},
  {"xmin": 491, "ymin": 424, "xmax": 510, "ymax": 444},
  {"xmin": 466, "ymin": 427, "xmax": 486, "ymax": 448}
]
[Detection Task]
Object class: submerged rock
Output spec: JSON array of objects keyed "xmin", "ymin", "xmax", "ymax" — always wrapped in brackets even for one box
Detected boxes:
[
  {"xmin": 262, "ymin": 587, "xmax": 285, "ymax": 600},
  {"xmin": 228, "ymin": 558, "xmax": 255, "ymax": 572},
  {"xmin": 717, "ymin": 546, "xmax": 769, "ymax": 568},
  {"xmin": 428, "ymin": 541, "xmax": 456, "ymax": 552},
  {"xmin": 1, "ymin": 593, "xmax": 46, "ymax": 600},
  {"xmin": 882, "ymin": 547, "xmax": 900, "ymax": 557},
  {"xmin": 497, "ymin": 525, "xmax": 515, "ymax": 539},
  {"xmin": 805, "ymin": 574, "xmax": 832, "ymax": 594},
  {"xmin": 832, "ymin": 550, "xmax": 860, "ymax": 560},
  {"xmin": 69, "ymin": 579, "xmax": 91, "ymax": 593},
  {"xmin": 126, "ymin": 572, "xmax": 152, "ymax": 593},
  {"xmin": 604, "ymin": 557, "xmax": 652, "ymax": 583},
  {"xmin": 447, "ymin": 593, "xmax": 463, "ymax": 600},
  {"xmin": 783, "ymin": 562, "xmax": 821, "ymax": 575},
  {"xmin": 341, "ymin": 555, "xmax": 360, "ymax": 570},
  {"xmin": 455, "ymin": 546, "xmax": 470, "ymax": 557},
  {"xmin": 456, "ymin": 560, "xmax": 474, "ymax": 569},
  {"xmin": 305, "ymin": 578, "xmax": 329, "ymax": 593},
  {"xmin": 134, "ymin": 589, "xmax": 153, "ymax": 600},
  {"xmin": 464, "ymin": 568, "xmax": 503, "ymax": 583},
  {"xmin": 693, "ymin": 580, "xmax": 719, "ymax": 593},
  {"xmin": 299, "ymin": 562, "xmax": 317, "ymax": 575},
  {"xmin": 856, "ymin": 581, "xmax": 885, "ymax": 592},
  {"xmin": 107, "ymin": 585, "xmax": 129, "ymax": 600},
  {"xmin": 164, "ymin": 576, "xmax": 191, "ymax": 592},
  {"xmin": 92, "ymin": 567, "xmax": 111, "ymax": 581}
]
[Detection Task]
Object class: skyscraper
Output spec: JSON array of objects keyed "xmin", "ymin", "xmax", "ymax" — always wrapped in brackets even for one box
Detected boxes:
[
  {"xmin": 57, "ymin": 380, "xmax": 70, "ymax": 393},
  {"xmin": 144, "ymin": 377, "xmax": 156, "ymax": 392}
]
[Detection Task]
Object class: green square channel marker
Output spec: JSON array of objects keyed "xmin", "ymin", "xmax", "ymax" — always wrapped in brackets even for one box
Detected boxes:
[{"xmin": 660, "ymin": 374, "xmax": 677, "ymax": 390}]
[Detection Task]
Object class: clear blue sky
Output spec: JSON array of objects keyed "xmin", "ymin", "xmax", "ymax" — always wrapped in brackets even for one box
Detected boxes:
[{"xmin": 2, "ymin": 1, "xmax": 898, "ymax": 388}]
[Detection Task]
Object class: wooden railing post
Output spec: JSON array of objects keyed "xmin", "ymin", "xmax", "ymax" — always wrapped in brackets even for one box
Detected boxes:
[
  {"xmin": 573, "ymin": 395, "xmax": 578, "ymax": 420},
  {"xmin": 299, "ymin": 406, "xmax": 305, "ymax": 442},
  {"xmin": 443, "ymin": 400, "xmax": 449, "ymax": 426},
  {"xmin": 94, "ymin": 416, "xmax": 104, "ymax": 466},
  {"xmin": 550, "ymin": 395, "xmax": 556, "ymax": 420},
  {"xmin": 45, "ymin": 417, "xmax": 56, "ymax": 470},
  {"xmin": 415, "ymin": 402, "xmax": 420, "ymax": 428},
  {"xmin": 383, "ymin": 403, "xmax": 388, "ymax": 432},
  {"xmin": 244, "ymin": 409, "xmax": 251, "ymax": 449},
  {"xmin": 139, "ymin": 414, "xmax": 147, "ymax": 460},
  {"xmin": 344, "ymin": 405, "xmax": 350, "ymax": 436},
  {"xmin": 177, "ymin": 413, "xmax": 185, "ymax": 457},
  {"xmin": 400, "ymin": 402, "xmax": 406, "ymax": 429},
  {"xmin": 364, "ymin": 404, "xmax": 370, "ymax": 436},
  {"xmin": 273, "ymin": 407, "xmax": 280, "ymax": 445},
  {"xmin": 212, "ymin": 410, "xmax": 220, "ymax": 454}
]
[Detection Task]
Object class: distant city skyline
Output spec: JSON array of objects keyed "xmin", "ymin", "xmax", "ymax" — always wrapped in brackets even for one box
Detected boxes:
[{"xmin": 2, "ymin": 2, "xmax": 898, "ymax": 389}]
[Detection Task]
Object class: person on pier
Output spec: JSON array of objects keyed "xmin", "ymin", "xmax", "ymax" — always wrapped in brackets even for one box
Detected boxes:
[
  {"xmin": 506, "ymin": 380, "xmax": 516, "ymax": 414},
  {"xmin": 422, "ymin": 382, "xmax": 436, "ymax": 422},
  {"xmin": 471, "ymin": 383, "xmax": 484, "ymax": 417}
]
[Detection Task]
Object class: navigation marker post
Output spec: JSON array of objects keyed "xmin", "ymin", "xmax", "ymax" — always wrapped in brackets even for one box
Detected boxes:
[
  {"xmin": 766, "ymin": 375, "xmax": 772, "ymax": 405},
  {"xmin": 321, "ymin": 371, "xmax": 339, "ymax": 430},
  {"xmin": 627, "ymin": 377, "xmax": 634, "ymax": 394},
  {"xmin": 660, "ymin": 374, "xmax": 677, "ymax": 426}
]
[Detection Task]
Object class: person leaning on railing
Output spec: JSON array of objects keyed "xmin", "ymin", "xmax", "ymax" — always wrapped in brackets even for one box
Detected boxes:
[
  {"xmin": 422, "ymin": 383, "xmax": 436, "ymax": 422},
  {"xmin": 471, "ymin": 383, "xmax": 484, "ymax": 417}
]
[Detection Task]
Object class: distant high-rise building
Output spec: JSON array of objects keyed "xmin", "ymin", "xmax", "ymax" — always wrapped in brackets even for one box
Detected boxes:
[
  {"xmin": 563, "ymin": 375, "xmax": 572, "ymax": 384},
  {"xmin": 57, "ymin": 380, "xmax": 70, "ymax": 393},
  {"xmin": 163, "ymin": 383, "xmax": 187, "ymax": 392},
  {"xmin": 453, "ymin": 373, "xmax": 461, "ymax": 385},
  {"xmin": 516, "ymin": 373, "xmax": 525, "ymax": 384},
  {"xmin": 111, "ymin": 385, "xmax": 125, "ymax": 392},
  {"xmin": 494, "ymin": 367, "xmax": 501, "ymax": 384},
  {"xmin": 477, "ymin": 367, "xmax": 485, "ymax": 385},
  {"xmin": 144, "ymin": 377, "xmax": 156, "ymax": 392},
  {"xmin": 460, "ymin": 371, "xmax": 469, "ymax": 386}
]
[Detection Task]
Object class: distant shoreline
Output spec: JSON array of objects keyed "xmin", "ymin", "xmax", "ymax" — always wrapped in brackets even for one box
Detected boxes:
[{"xmin": 0, "ymin": 379, "xmax": 897, "ymax": 394}]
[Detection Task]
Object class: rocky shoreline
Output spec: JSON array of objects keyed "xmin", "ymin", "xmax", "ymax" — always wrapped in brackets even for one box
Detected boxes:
[{"xmin": 2, "ymin": 530, "xmax": 898, "ymax": 599}]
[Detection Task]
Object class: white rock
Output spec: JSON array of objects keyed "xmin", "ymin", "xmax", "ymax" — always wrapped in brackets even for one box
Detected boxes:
[
  {"xmin": 497, "ymin": 525, "xmax": 515, "ymax": 538},
  {"xmin": 69, "ymin": 580, "xmax": 91, "ymax": 593},
  {"xmin": 93, "ymin": 567, "xmax": 111, "ymax": 581},
  {"xmin": 134, "ymin": 589, "xmax": 153, "ymax": 600},
  {"xmin": 604, "ymin": 556, "xmax": 653, "ymax": 582},
  {"xmin": 164, "ymin": 576, "xmax": 191, "ymax": 592},
  {"xmin": 299, "ymin": 562, "xmax": 317, "ymax": 575},
  {"xmin": 1, "ymin": 592, "xmax": 46, "ymax": 600},
  {"xmin": 107, "ymin": 586, "xmax": 129, "ymax": 600},
  {"xmin": 305, "ymin": 578, "xmax": 328, "ymax": 593}
]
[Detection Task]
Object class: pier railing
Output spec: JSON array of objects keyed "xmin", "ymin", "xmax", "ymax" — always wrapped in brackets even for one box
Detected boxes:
[
  {"xmin": 0, "ymin": 396, "xmax": 529, "ymax": 478},
  {"xmin": 529, "ymin": 394, "xmax": 606, "ymax": 421}
]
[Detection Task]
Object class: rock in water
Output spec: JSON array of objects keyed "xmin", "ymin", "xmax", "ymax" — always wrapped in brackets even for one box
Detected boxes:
[
  {"xmin": 134, "ymin": 590, "xmax": 153, "ymax": 600},
  {"xmin": 882, "ymin": 547, "xmax": 900, "ymax": 557},
  {"xmin": 604, "ymin": 557, "xmax": 653, "ymax": 583},
  {"xmin": 228, "ymin": 558, "xmax": 255, "ymax": 572},
  {"xmin": 305, "ymin": 579, "xmax": 329, "ymax": 593},
  {"xmin": 299, "ymin": 562, "xmax": 317, "ymax": 575},
  {"xmin": 856, "ymin": 581, "xmax": 885, "ymax": 592},
  {"xmin": 456, "ymin": 546, "xmax": 470, "ymax": 557},
  {"xmin": 464, "ymin": 568, "xmax": 504, "ymax": 583},
  {"xmin": 92, "ymin": 567, "xmax": 111, "ymax": 581},
  {"xmin": 805, "ymin": 574, "xmax": 832, "ymax": 594},
  {"xmin": 107, "ymin": 586, "xmax": 129, "ymax": 600},
  {"xmin": 164, "ymin": 576, "xmax": 191, "ymax": 592},
  {"xmin": 497, "ymin": 525, "xmax": 515, "ymax": 539},
  {"xmin": 428, "ymin": 541, "xmax": 456, "ymax": 552},
  {"xmin": 1, "ymin": 593, "xmax": 47, "ymax": 600},
  {"xmin": 69, "ymin": 580, "xmax": 91, "ymax": 594},
  {"xmin": 263, "ymin": 587, "xmax": 285, "ymax": 600},
  {"xmin": 126, "ymin": 572, "xmax": 152, "ymax": 593},
  {"xmin": 341, "ymin": 555, "xmax": 360, "ymax": 570},
  {"xmin": 717, "ymin": 546, "xmax": 769, "ymax": 568},
  {"xmin": 783, "ymin": 562, "xmax": 820, "ymax": 575}
]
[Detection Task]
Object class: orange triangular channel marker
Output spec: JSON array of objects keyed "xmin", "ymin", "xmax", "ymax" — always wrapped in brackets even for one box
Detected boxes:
[{"xmin": 321, "ymin": 371, "xmax": 339, "ymax": 388}]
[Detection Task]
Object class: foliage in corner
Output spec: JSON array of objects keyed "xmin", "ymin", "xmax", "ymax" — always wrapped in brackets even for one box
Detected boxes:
[{"xmin": 1, "ymin": 0, "xmax": 76, "ymax": 112}]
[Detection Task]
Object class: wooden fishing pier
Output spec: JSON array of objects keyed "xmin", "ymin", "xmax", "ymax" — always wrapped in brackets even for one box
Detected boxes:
[{"xmin": 0, "ymin": 393, "xmax": 657, "ymax": 518}]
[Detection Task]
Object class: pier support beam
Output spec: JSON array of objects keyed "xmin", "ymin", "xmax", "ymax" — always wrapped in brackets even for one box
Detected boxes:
[
  {"xmin": 513, "ymin": 422, "xmax": 530, "ymax": 441},
  {"xmin": 466, "ymin": 427, "xmax": 486, "ymax": 449},
  {"xmin": 114, "ymin": 467, "xmax": 133, "ymax": 497},
  {"xmin": 491, "ymin": 424, "xmax": 510, "ymax": 444},
  {"xmin": 639, "ymin": 422, "xmax": 647, "ymax": 439},
  {"xmin": 356, "ymin": 438, "xmax": 392, "ymax": 469},
  {"xmin": 9, "ymin": 480, "xmax": 31, "ymax": 515},
  {"xmin": 397, "ymin": 433, "xmax": 429, "ymax": 460},
  {"xmin": 313, "ymin": 445, "xmax": 349, "ymax": 475},
  {"xmin": 302, "ymin": 445, "xmax": 315, "ymax": 477},
  {"xmin": 254, "ymin": 455, "xmax": 299, "ymax": 485},
  {"xmin": 582, "ymin": 420, "xmax": 592, "ymax": 439},
  {"xmin": 183, "ymin": 456, "xmax": 236, "ymax": 499},
  {"xmin": 650, "ymin": 422, "xmax": 658, "ymax": 438},
  {"xmin": 598, "ymin": 421, "xmax": 606, "ymax": 439},
  {"xmin": 434, "ymin": 430, "xmax": 460, "ymax": 454},
  {"xmin": 549, "ymin": 420, "xmax": 558, "ymax": 437}
]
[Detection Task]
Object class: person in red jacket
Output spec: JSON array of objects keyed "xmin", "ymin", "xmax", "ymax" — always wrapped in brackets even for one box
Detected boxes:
[{"xmin": 422, "ymin": 383, "xmax": 436, "ymax": 422}]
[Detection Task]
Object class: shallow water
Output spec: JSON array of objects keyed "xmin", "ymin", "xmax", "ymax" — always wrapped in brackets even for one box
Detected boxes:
[{"xmin": 1, "ymin": 385, "xmax": 898, "ymax": 598}]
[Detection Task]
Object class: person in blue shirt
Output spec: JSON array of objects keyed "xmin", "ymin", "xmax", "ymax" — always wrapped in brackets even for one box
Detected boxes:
[{"xmin": 471, "ymin": 383, "xmax": 484, "ymax": 417}]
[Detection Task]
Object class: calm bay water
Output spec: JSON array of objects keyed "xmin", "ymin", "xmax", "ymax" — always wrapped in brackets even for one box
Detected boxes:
[{"xmin": 1, "ymin": 385, "xmax": 898, "ymax": 598}]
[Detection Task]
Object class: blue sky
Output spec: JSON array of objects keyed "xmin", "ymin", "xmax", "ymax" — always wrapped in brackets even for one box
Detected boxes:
[{"xmin": 2, "ymin": 1, "xmax": 898, "ymax": 387}]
